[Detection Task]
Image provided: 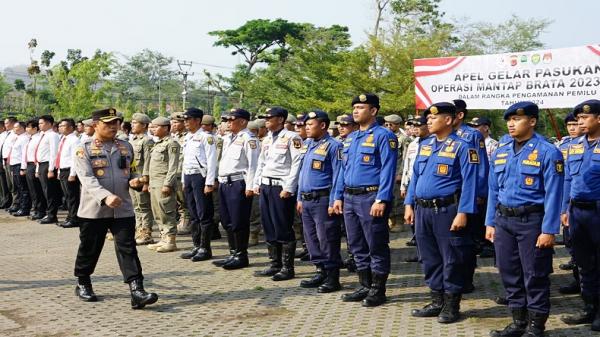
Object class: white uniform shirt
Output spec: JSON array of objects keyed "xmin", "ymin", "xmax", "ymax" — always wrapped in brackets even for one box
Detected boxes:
[
  {"xmin": 253, "ymin": 128, "xmax": 303, "ymax": 193},
  {"xmin": 22, "ymin": 133, "xmax": 41, "ymax": 168},
  {"xmin": 35, "ymin": 130, "xmax": 60, "ymax": 170},
  {"xmin": 181, "ymin": 128, "xmax": 217, "ymax": 184},
  {"xmin": 485, "ymin": 136, "xmax": 499, "ymax": 160},
  {"xmin": 400, "ymin": 137, "xmax": 421, "ymax": 193},
  {"xmin": 218, "ymin": 128, "xmax": 260, "ymax": 188},
  {"xmin": 2, "ymin": 131, "xmax": 16, "ymax": 160},
  {"xmin": 8, "ymin": 133, "xmax": 29, "ymax": 166},
  {"xmin": 57, "ymin": 133, "xmax": 80, "ymax": 176}
]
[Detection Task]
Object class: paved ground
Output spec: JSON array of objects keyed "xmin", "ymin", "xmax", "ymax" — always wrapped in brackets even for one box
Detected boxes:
[{"xmin": 0, "ymin": 211, "xmax": 595, "ymax": 337}]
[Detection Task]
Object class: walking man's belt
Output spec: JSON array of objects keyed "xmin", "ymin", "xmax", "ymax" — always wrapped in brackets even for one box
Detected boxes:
[
  {"xmin": 218, "ymin": 173, "xmax": 244, "ymax": 184},
  {"xmin": 497, "ymin": 204, "xmax": 544, "ymax": 217},
  {"xmin": 261, "ymin": 177, "xmax": 282, "ymax": 186},
  {"xmin": 344, "ymin": 186, "xmax": 379, "ymax": 195},
  {"xmin": 300, "ymin": 189, "xmax": 329, "ymax": 201},
  {"xmin": 415, "ymin": 194, "xmax": 459, "ymax": 208},
  {"xmin": 571, "ymin": 199, "xmax": 600, "ymax": 210}
]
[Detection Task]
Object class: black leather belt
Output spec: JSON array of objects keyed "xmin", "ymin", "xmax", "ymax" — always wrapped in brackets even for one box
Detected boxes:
[
  {"xmin": 344, "ymin": 186, "xmax": 379, "ymax": 195},
  {"xmin": 497, "ymin": 204, "xmax": 544, "ymax": 217},
  {"xmin": 415, "ymin": 194, "xmax": 459, "ymax": 208},
  {"xmin": 300, "ymin": 189, "xmax": 329, "ymax": 201},
  {"xmin": 571, "ymin": 199, "xmax": 599, "ymax": 210}
]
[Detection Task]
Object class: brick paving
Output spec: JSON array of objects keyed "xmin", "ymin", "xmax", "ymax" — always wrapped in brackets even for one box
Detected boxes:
[{"xmin": 0, "ymin": 211, "xmax": 595, "ymax": 337}]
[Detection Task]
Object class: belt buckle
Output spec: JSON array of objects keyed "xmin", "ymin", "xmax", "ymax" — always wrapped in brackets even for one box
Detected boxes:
[{"xmin": 432, "ymin": 199, "xmax": 439, "ymax": 212}]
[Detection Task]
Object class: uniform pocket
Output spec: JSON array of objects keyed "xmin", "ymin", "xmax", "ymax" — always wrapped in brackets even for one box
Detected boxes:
[
  {"xmin": 568, "ymin": 158, "xmax": 582, "ymax": 175},
  {"xmin": 519, "ymin": 165, "xmax": 541, "ymax": 190},
  {"xmin": 433, "ymin": 157, "xmax": 454, "ymax": 178},
  {"xmin": 447, "ymin": 236, "xmax": 472, "ymax": 264},
  {"xmin": 359, "ymin": 146, "xmax": 376, "ymax": 166},
  {"xmin": 533, "ymin": 247, "xmax": 554, "ymax": 277}
]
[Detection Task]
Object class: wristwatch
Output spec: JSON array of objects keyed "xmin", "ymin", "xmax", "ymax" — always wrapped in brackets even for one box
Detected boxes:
[{"xmin": 375, "ymin": 199, "xmax": 383, "ymax": 204}]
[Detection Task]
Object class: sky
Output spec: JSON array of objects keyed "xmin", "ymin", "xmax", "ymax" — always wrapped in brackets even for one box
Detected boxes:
[{"xmin": 0, "ymin": 0, "xmax": 598, "ymax": 79}]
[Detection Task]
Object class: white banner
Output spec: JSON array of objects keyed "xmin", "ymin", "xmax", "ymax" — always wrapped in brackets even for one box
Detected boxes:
[{"xmin": 414, "ymin": 44, "xmax": 600, "ymax": 109}]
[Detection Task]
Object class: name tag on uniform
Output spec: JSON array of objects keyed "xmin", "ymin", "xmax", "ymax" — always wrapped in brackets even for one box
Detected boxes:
[
  {"xmin": 495, "ymin": 158, "xmax": 507, "ymax": 165},
  {"xmin": 594, "ymin": 147, "xmax": 600, "ymax": 154},
  {"xmin": 522, "ymin": 160, "xmax": 541, "ymax": 167},
  {"xmin": 496, "ymin": 152, "xmax": 508, "ymax": 158},
  {"xmin": 438, "ymin": 152, "xmax": 456, "ymax": 159},
  {"xmin": 361, "ymin": 142, "xmax": 375, "ymax": 147},
  {"xmin": 419, "ymin": 145, "xmax": 432, "ymax": 156}
]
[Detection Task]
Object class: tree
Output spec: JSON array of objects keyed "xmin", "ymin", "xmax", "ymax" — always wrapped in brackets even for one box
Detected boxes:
[
  {"xmin": 209, "ymin": 19, "xmax": 307, "ymax": 72},
  {"xmin": 47, "ymin": 51, "xmax": 114, "ymax": 119}
]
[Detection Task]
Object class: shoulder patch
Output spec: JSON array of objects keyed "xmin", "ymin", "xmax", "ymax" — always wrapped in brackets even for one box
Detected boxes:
[
  {"xmin": 555, "ymin": 160, "xmax": 564, "ymax": 174},
  {"xmin": 468, "ymin": 149, "xmax": 480, "ymax": 164},
  {"xmin": 389, "ymin": 139, "xmax": 397, "ymax": 149},
  {"xmin": 76, "ymin": 147, "xmax": 85, "ymax": 158},
  {"xmin": 248, "ymin": 139, "xmax": 257, "ymax": 149},
  {"xmin": 479, "ymin": 140, "xmax": 485, "ymax": 149},
  {"xmin": 337, "ymin": 148, "xmax": 343, "ymax": 160},
  {"xmin": 207, "ymin": 136, "xmax": 214, "ymax": 145},
  {"xmin": 293, "ymin": 138, "xmax": 302, "ymax": 149}
]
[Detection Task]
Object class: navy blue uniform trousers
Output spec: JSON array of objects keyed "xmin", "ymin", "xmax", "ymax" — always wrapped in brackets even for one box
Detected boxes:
[
  {"xmin": 569, "ymin": 204, "xmax": 600, "ymax": 297},
  {"xmin": 494, "ymin": 211, "xmax": 553, "ymax": 314},
  {"xmin": 343, "ymin": 192, "xmax": 390, "ymax": 275},
  {"xmin": 184, "ymin": 173, "xmax": 214, "ymax": 247},
  {"xmin": 219, "ymin": 180, "xmax": 252, "ymax": 233},
  {"xmin": 415, "ymin": 203, "xmax": 472, "ymax": 294},
  {"xmin": 301, "ymin": 196, "xmax": 342, "ymax": 270},
  {"xmin": 259, "ymin": 184, "xmax": 295, "ymax": 243}
]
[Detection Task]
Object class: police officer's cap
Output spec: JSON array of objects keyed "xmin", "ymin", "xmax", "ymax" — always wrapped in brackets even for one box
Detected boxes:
[
  {"xmin": 335, "ymin": 114, "xmax": 355, "ymax": 125},
  {"xmin": 182, "ymin": 107, "xmax": 204, "ymax": 119},
  {"xmin": 92, "ymin": 108, "xmax": 122, "ymax": 123},
  {"xmin": 467, "ymin": 116, "xmax": 491, "ymax": 127},
  {"xmin": 152, "ymin": 116, "xmax": 170, "ymax": 126},
  {"xmin": 170, "ymin": 112, "xmax": 185, "ymax": 121},
  {"xmin": 303, "ymin": 110, "xmax": 329, "ymax": 123},
  {"xmin": 384, "ymin": 114, "xmax": 403, "ymax": 124},
  {"xmin": 258, "ymin": 107, "xmax": 288, "ymax": 120},
  {"xmin": 503, "ymin": 101, "xmax": 539, "ymax": 120},
  {"xmin": 573, "ymin": 99, "xmax": 600, "ymax": 117},
  {"xmin": 564, "ymin": 112, "xmax": 577, "ymax": 124},
  {"xmin": 131, "ymin": 113, "xmax": 151, "ymax": 125},
  {"xmin": 82, "ymin": 119, "xmax": 93, "ymax": 127},
  {"xmin": 201, "ymin": 115, "xmax": 216, "ymax": 125},
  {"xmin": 453, "ymin": 99, "xmax": 467, "ymax": 113},
  {"xmin": 351, "ymin": 93, "xmax": 380, "ymax": 109},
  {"xmin": 424, "ymin": 102, "xmax": 456, "ymax": 117},
  {"xmin": 294, "ymin": 114, "xmax": 306, "ymax": 126},
  {"xmin": 225, "ymin": 108, "xmax": 251, "ymax": 121}
]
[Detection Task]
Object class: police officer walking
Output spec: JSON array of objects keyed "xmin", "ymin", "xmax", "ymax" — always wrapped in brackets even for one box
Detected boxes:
[
  {"xmin": 333, "ymin": 93, "xmax": 398, "ymax": 307},
  {"xmin": 561, "ymin": 99, "xmax": 600, "ymax": 332},
  {"xmin": 486, "ymin": 102, "xmax": 564, "ymax": 337},
  {"xmin": 212, "ymin": 108, "xmax": 259, "ymax": 270},
  {"xmin": 73, "ymin": 108, "xmax": 158, "ymax": 309},
  {"xmin": 297, "ymin": 111, "xmax": 343, "ymax": 293},
  {"xmin": 253, "ymin": 107, "xmax": 303, "ymax": 281},
  {"xmin": 179, "ymin": 108, "xmax": 218, "ymax": 262},
  {"xmin": 405, "ymin": 103, "xmax": 478, "ymax": 323},
  {"xmin": 146, "ymin": 117, "xmax": 180, "ymax": 253}
]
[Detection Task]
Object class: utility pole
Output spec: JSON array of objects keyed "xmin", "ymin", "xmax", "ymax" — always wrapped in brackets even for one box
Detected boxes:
[{"xmin": 177, "ymin": 60, "xmax": 193, "ymax": 110}]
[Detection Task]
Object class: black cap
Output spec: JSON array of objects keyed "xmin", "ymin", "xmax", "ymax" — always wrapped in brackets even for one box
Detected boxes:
[
  {"xmin": 335, "ymin": 114, "xmax": 355, "ymax": 125},
  {"xmin": 258, "ymin": 107, "xmax": 288, "ymax": 119},
  {"xmin": 503, "ymin": 101, "xmax": 539, "ymax": 120},
  {"xmin": 564, "ymin": 112, "xmax": 577, "ymax": 124},
  {"xmin": 302, "ymin": 110, "xmax": 330, "ymax": 123},
  {"xmin": 424, "ymin": 102, "xmax": 456, "ymax": 117},
  {"xmin": 92, "ymin": 108, "xmax": 122, "ymax": 122},
  {"xmin": 467, "ymin": 116, "xmax": 492, "ymax": 127},
  {"xmin": 182, "ymin": 107, "xmax": 204, "ymax": 119},
  {"xmin": 351, "ymin": 93, "xmax": 380, "ymax": 109},
  {"xmin": 453, "ymin": 99, "xmax": 467, "ymax": 113},
  {"xmin": 573, "ymin": 99, "xmax": 600, "ymax": 117},
  {"xmin": 409, "ymin": 115, "xmax": 428, "ymax": 126},
  {"xmin": 223, "ymin": 108, "xmax": 251, "ymax": 121}
]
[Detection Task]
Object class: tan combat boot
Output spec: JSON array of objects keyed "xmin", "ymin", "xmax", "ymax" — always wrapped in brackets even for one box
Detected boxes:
[
  {"xmin": 147, "ymin": 235, "xmax": 165, "ymax": 250},
  {"xmin": 177, "ymin": 218, "xmax": 191, "ymax": 235},
  {"xmin": 136, "ymin": 227, "xmax": 155, "ymax": 245},
  {"xmin": 156, "ymin": 235, "xmax": 177, "ymax": 253},
  {"xmin": 388, "ymin": 217, "xmax": 398, "ymax": 231},
  {"xmin": 249, "ymin": 231, "xmax": 259, "ymax": 246}
]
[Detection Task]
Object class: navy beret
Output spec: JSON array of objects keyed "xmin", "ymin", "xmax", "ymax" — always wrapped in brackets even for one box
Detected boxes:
[
  {"xmin": 424, "ymin": 102, "xmax": 456, "ymax": 117},
  {"xmin": 259, "ymin": 106, "xmax": 288, "ymax": 119},
  {"xmin": 503, "ymin": 101, "xmax": 539, "ymax": 120},
  {"xmin": 183, "ymin": 107, "xmax": 204, "ymax": 119},
  {"xmin": 351, "ymin": 93, "xmax": 380, "ymax": 109},
  {"xmin": 573, "ymin": 99, "xmax": 600, "ymax": 117},
  {"xmin": 409, "ymin": 115, "xmax": 428, "ymax": 126},
  {"xmin": 564, "ymin": 112, "xmax": 577, "ymax": 124},
  {"xmin": 453, "ymin": 99, "xmax": 467, "ymax": 112},
  {"xmin": 467, "ymin": 116, "xmax": 492, "ymax": 127},
  {"xmin": 303, "ymin": 110, "xmax": 329, "ymax": 123}
]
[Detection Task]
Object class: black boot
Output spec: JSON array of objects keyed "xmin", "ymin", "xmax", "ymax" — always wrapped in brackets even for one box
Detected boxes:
[
  {"xmin": 591, "ymin": 295, "xmax": 600, "ymax": 331},
  {"xmin": 129, "ymin": 279, "xmax": 158, "ymax": 309},
  {"xmin": 273, "ymin": 241, "xmax": 296, "ymax": 281},
  {"xmin": 525, "ymin": 311, "xmax": 548, "ymax": 337},
  {"xmin": 213, "ymin": 229, "xmax": 236, "ymax": 267},
  {"xmin": 211, "ymin": 223, "xmax": 222, "ymax": 240},
  {"xmin": 295, "ymin": 242, "xmax": 309, "ymax": 260},
  {"xmin": 223, "ymin": 230, "xmax": 249, "ymax": 270},
  {"xmin": 180, "ymin": 246, "xmax": 200, "ymax": 259},
  {"xmin": 341, "ymin": 269, "xmax": 372, "ymax": 302},
  {"xmin": 75, "ymin": 283, "xmax": 97, "ymax": 302},
  {"xmin": 362, "ymin": 273, "xmax": 388, "ymax": 307},
  {"xmin": 345, "ymin": 253, "xmax": 357, "ymax": 273},
  {"xmin": 559, "ymin": 279, "xmax": 581, "ymax": 295},
  {"xmin": 495, "ymin": 296, "xmax": 509, "ymax": 305},
  {"xmin": 437, "ymin": 293, "xmax": 461, "ymax": 324},
  {"xmin": 562, "ymin": 294, "xmax": 597, "ymax": 325},
  {"xmin": 191, "ymin": 227, "xmax": 212, "ymax": 261},
  {"xmin": 412, "ymin": 290, "xmax": 444, "ymax": 317},
  {"xmin": 318, "ymin": 268, "xmax": 341, "ymax": 293},
  {"xmin": 300, "ymin": 267, "xmax": 326, "ymax": 288},
  {"xmin": 490, "ymin": 307, "xmax": 528, "ymax": 337},
  {"xmin": 254, "ymin": 243, "xmax": 282, "ymax": 277}
]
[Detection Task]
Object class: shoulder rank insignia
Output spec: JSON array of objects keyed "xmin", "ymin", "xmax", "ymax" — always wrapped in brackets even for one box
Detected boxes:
[
  {"xmin": 419, "ymin": 145, "xmax": 432, "ymax": 156},
  {"xmin": 468, "ymin": 149, "xmax": 480, "ymax": 164},
  {"xmin": 293, "ymin": 138, "xmax": 302, "ymax": 149}
]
